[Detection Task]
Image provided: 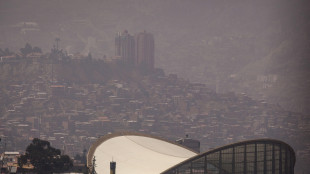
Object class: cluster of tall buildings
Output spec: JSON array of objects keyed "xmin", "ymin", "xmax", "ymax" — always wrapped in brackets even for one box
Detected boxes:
[{"xmin": 115, "ymin": 30, "xmax": 154, "ymax": 71}]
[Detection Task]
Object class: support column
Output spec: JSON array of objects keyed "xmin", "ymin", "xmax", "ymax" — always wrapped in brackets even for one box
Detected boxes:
[
  {"xmin": 272, "ymin": 144, "xmax": 275, "ymax": 174},
  {"xmin": 204, "ymin": 155, "xmax": 207, "ymax": 174},
  {"xmin": 279, "ymin": 144, "xmax": 282, "ymax": 174},
  {"xmin": 190, "ymin": 161, "xmax": 193, "ymax": 174},
  {"xmin": 219, "ymin": 151, "xmax": 222, "ymax": 174},
  {"xmin": 285, "ymin": 147, "xmax": 288, "ymax": 174},
  {"xmin": 244, "ymin": 144, "xmax": 247, "ymax": 174},
  {"xmin": 254, "ymin": 143, "xmax": 257, "ymax": 174},
  {"xmin": 264, "ymin": 143, "xmax": 267, "ymax": 174},
  {"xmin": 232, "ymin": 146, "xmax": 235, "ymax": 174}
]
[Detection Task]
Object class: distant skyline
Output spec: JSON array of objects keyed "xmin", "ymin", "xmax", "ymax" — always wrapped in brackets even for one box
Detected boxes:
[
  {"xmin": 0, "ymin": 0, "xmax": 309, "ymax": 112},
  {"xmin": 0, "ymin": 2, "xmax": 309, "ymax": 173}
]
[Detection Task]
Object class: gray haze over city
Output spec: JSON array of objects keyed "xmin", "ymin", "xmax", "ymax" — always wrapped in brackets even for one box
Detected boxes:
[{"xmin": 0, "ymin": 0, "xmax": 309, "ymax": 173}]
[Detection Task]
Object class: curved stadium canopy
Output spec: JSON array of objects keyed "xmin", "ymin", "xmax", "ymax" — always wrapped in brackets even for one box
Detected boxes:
[
  {"xmin": 88, "ymin": 132, "xmax": 296, "ymax": 174},
  {"xmin": 87, "ymin": 132, "xmax": 198, "ymax": 174},
  {"xmin": 162, "ymin": 139, "xmax": 296, "ymax": 174}
]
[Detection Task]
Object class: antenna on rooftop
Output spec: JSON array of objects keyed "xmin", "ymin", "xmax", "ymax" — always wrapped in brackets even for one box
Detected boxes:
[{"xmin": 110, "ymin": 160, "xmax": 116, "ymax": 174}]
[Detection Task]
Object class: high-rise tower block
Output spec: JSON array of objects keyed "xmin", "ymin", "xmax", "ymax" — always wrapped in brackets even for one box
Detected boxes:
[
  {"xmin": 115, "ymin": 30, "xmax": 135, "ymax": 65},
  {"xmin": 135, "ymin": 31, "xmax": 154, "ymax": 70}
]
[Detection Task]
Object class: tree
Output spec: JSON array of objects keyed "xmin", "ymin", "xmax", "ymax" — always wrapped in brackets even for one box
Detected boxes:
[
  {"xmin": 4, "ymin": 48, "xmax": 11, "ymax": 55},
  {"xmin": 90, "ymin": 156, "xmax": 97, "ymax": 174},
  {"xmin": 18, "ymin": 138, "xmax": 73, "ymax": 173},
  {"xmin": 33, "ymin": 46, "xmax": 42, "ymax": 53},
  {"xmin": 20, "ymin": 43, "xmax": 33, "ymax": 56},
  {"xmin": 87, "ymin": 52, "xmax": 92, "ymax": 60},
  {"xmin": 0, "ymin": 48, "xmax": 12, "ymax": 56}
]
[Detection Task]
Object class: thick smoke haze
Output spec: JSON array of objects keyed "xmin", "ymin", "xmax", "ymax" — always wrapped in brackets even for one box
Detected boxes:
[
  {"xmin": 1, "ymin": 0, "xmax": 309, "ymax": 113},
  {"xmin": 0, "ymin": 0, "xmax": 310, "ymax": 173}
]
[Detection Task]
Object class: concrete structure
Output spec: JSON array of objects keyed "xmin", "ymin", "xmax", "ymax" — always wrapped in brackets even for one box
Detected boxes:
[
  {"xmin": 115, "ymin": 30, "xmax": 135, "ymax": 65},
  {"xmin": 135, "ymin": 31, "xmax": 155, "ymax": 70},
  {"xmin": 87, "ymin": 132, "xmax": 197, "ymax": 174},
  {"xmin": 88, "ymin": 132, "xmax": 296, "ymax": 174},
  {"xmin": 176, "ymin": 135, "xmax": 200, "ymax": 153},
  {"xmin": 1, "ymin": 152, "xmax": 20, "ymax": 173},
  {"xmin": 163, "ymin": 139, "xmax": 296, "ymax": 174},
  {"xmin": 115, "ymin": 30, "xmax": 154, "ymax": 71}
]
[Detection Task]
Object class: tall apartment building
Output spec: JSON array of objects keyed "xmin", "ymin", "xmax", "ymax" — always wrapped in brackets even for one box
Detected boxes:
[
  {"xmin": 115, "ymin": 30, "xmax": 135, "ymax": 65},
  {"xmin": 115, "ymin": 30, "xmax": 154, "ymax": 71},
  {"xmin": 135, "ymin": 31, "xmax": 154, "ymax": 70}
]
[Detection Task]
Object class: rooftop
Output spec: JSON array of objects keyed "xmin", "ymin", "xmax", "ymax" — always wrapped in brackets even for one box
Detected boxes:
[{"xmin": 88, "ymin": 132, "xmax": 197, "ymax": 174}]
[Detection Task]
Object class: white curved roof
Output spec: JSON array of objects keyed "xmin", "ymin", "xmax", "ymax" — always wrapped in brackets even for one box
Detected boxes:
[{"xmin": 92, "ymin": 135, "xmax": 197, "ymax": 174}]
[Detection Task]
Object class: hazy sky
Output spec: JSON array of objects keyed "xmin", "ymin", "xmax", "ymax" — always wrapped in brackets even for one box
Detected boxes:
[{"xmin": 0, "ymin": 0, "xmax": 309, "ymax": 112}]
